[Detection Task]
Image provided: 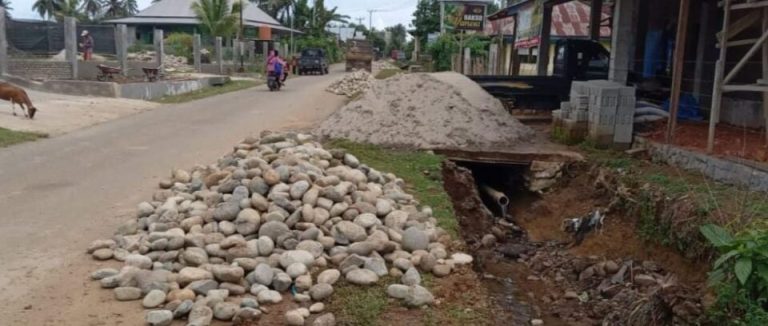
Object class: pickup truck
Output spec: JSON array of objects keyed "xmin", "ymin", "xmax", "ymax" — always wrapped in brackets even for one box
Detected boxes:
[
  {"xmin": 298, "ymin": 48, "xmax": 329, "ymax": 75},
  {"xmin": 469, "ymin": 39, "xmax": 610, "ymax": 109}
]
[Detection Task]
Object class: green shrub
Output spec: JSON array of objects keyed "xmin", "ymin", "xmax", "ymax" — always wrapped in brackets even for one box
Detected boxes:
[
  {"xmin": 166, "ymin": 33, "xmax": 193, "ymax": 62},
  {"xmin": 128, "ymin": 42, "xmax": 154, "ymax": 53},
  {"xmin": 701, "ymin": 224, "xmax": 768, "ymax": 323},
  {"xmin": 427, "ymin": 33, "xmax": 491, "ymax": 72}
]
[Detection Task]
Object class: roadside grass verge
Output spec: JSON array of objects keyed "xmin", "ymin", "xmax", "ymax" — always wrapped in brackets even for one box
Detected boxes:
[
  {"xmin": 328, "ymin": 277, "xmax": 392, "ymax": 326},
  {"xmin": 154, "ymin": 80, "xmax": 260, "ymax": 104},
  {"xmin": 325, "ymin": 139, "xmax": 457, "ymax": 237},
  {"xmin": 324, "ymin": 140, "xmax": 490, "ymax": 325},
  {"xmin": 375, "ymin": 69, "xmax": 402, "ymax": 80},
  {"xmin": 0, "ymin": 127, "xmax": 47, "ymax": 148}
]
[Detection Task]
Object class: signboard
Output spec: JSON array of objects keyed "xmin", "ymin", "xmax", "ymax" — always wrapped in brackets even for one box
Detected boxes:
[
  {"xmin": 427, "ymin": 32, "xmax": 440, "ymax": 45},
  {"xmin": 444, "ymin": 2, "xmax": 487, "ymax": 31},
  {"xmin": 514, "ymin": 0, "xmax": 544, "ymax": 48},
  {"xmin": 484, "ymin": 16, "xmax": 515, "ymax": 36}
]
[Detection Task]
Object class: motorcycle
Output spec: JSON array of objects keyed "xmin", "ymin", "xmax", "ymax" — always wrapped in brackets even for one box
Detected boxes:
[{"xmin": 267, "ymin": 71, "xmax": 281, "ymax": 91}]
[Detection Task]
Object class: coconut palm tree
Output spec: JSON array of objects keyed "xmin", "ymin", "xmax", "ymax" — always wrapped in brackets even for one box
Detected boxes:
[
  {"xmin": 80, "ymin": 0, "xmax": 101, "ymax": 20},
  {"xmin": 123, "ymin": 0, "xmax": 137, "ymax": 15},
  {"xmin": 0, "ymin": 0, "xmax": 12, "ymax": 17},
  {"xmin": 191, "ymin": 0, "xmax": 238, "ymax": 38},
  {"xmin": 53, "ymin": 0, "xmax": 82, "ymax": 21},
  {"xmin": 32, "ymin": 0, "xmax": 60, "ymax": 20}
]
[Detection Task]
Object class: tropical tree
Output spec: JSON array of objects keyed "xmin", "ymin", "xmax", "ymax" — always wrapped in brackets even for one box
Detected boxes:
[
  {"xmin": 411, "ymin": 0, "xmax": 440, "ymax": 47},
  {"xmin": 53, "ymin": 0, "xmax": 82, "ymax": 21},
  {"xmin": 123, "ymin": 0, "xmax": 138, "ymax": 15},
  {"xmin": 101, "ymin": 0, "xmax": 138, "ymax": 18},
  {"xmin": 80, "ymin": 0, "xmax": 101, "ymax": 20},
  {"xmin": 32, "ymin": 0, "xmax": 60, "ymax": 20},
  {"xmin": 385, "ymin": 23, "xmax": 407, "ymax": 54},
  {"xmin": 0, "ymin": 0, "xmax": 12, "ymax": 17},
  {"xmin": 191, "ymin": 0, "xmax": 238, "ymax": 38}
]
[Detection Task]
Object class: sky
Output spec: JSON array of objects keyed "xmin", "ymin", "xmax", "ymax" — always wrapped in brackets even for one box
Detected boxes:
[{"xmin": 9, "ymin": 0, "xmax": 419, "ymax": 30}]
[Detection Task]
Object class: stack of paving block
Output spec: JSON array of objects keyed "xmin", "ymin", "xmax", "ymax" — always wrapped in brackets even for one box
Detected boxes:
[
  {"xmin": 552, "ymin": 80, "xmax": 636, "ymax": 148},
  {"xmin": 584, "ymin": 80, "xmax": 636, "ymax": 149}
]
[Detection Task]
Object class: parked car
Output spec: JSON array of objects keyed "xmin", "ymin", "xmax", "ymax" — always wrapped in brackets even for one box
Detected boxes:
[{"xmin": 298, "ymin": 48, "xmax": 329, "ymax": 75}]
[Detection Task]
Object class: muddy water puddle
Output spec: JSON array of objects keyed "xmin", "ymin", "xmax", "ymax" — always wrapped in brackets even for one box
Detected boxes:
[{"xmin": 442, "ymin": 160, "xmax": 708, "ymax": 325}]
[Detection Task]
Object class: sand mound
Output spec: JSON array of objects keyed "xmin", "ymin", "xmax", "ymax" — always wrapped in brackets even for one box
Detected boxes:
[{"xmin": 316, "ymin": 72, "xmax": 533, "ymax": 149}]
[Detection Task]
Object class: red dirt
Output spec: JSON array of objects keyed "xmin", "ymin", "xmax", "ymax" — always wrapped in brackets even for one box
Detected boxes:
[{"xmin": 645, "ymin": 121, "xmax": 768, "ymax": 163}]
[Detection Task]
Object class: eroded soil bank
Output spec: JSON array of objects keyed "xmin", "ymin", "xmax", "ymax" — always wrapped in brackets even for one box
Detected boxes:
[{"xmin": 442, "ymin": 160, "xmax": 710, "ymax": 325}]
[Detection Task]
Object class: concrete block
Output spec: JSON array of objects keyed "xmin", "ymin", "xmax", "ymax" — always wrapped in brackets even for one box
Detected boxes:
[{"xmin": 721, "ymin": 97, "xmax": 766, "ymax": 129}]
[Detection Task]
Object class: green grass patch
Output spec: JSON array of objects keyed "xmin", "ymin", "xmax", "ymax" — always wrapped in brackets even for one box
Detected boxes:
[
  {"xmin": 325, "ymin": 139, "xmax": 458, "ymax": 237},
  {"xmin": 154, "ymin": 80, "xmax": 260, "ymax": 104},
  {"xmin": 0, "ymin": 127, "xmax": 47, "ymax": 148},
  {"xmin": 375, "ymin": 69, "xmax": 402, "ymax": 80},
  {"xmin": 329, "ymin": 278, "xmax": 392, "ymax": 326}
]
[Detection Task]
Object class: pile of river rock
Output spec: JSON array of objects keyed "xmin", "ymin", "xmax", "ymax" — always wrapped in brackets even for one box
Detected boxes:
[
  {"xmin": 128, "ymin": 51, "xmax": 192, "ymax": 72},
  {"xmin": 86, "ymin": 131, "xmax": 473, "ymax": 326},
  {"xmin": 325, "ymin": 70, "xmax": 373, "ymax": 97}
]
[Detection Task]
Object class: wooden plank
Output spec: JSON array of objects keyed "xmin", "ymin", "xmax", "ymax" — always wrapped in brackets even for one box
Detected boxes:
[
  {"xmin": 666, "ymin": 0, "xmax": 690, "ymax": 144},
  {"xmin": 716, "ymin": 11, "xmax": 760, "ymax": 42},
  {"xmin": 723, "ymin": 29, "xmax": 768, "ymax": 84},
  {"xmin": 722, "ymin": 84, "xmax": 768, "ymax": 92},
  {"xmin": 590, "ymin": 0, "xmax": 603, "ymax": 41},
  {"xmin": 710, "ymin": 0, "xmax": 732, "ymax": 153},
  {"xmin": 717, "ymin": 38, "xmax": 760, "ymax": 47},
  {"xmin": 732, "ymin": 0, "xmax": 768, "ymax": 10}
]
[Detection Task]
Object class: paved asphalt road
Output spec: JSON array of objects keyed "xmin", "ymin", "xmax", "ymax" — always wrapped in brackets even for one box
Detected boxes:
[{"xmin": 0, "ymin": 66, "xmax": 347, "ymax": 325}]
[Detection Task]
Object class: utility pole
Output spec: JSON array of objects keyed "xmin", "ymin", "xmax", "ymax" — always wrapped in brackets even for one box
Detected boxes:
[
  {"xmin": 239, "ymin": 0, "xmax": 244, "ymax": 72},
  {"xmin": 368, "ymin": 10, "xmax": 374, "ymax": 32},
  {"xmin": 290, "ymin": 3, "xmax": 294, "ymax": 55},
  {"xmin": 356, "ymin": 17, "xmax": 364, "ymax": 26}
]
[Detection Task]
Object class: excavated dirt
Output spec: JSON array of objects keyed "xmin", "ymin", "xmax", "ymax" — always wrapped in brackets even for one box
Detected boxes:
[{"xmin": 442, "ymin": 161, "xmax": 710, "ymax": 326}]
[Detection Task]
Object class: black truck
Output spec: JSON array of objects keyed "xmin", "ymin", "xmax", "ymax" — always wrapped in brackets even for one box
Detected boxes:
[
  {"xmin": 469, "ymin": 39, "xmax": 610, "ymax": 109},
  {"xmin": 298, "ymin": 48, "xmax": 329, "ymax": 75}
]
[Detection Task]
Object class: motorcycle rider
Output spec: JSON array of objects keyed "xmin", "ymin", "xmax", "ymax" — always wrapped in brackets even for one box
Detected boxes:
[{"xmin": 266, "ymin": 50, "xmax": 287, "ymax": 87}]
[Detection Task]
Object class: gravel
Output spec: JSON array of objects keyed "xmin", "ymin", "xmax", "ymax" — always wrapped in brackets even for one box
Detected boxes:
[{"xmin": 87, "ymin": 132, "xmax": 472, "ymax": 321}]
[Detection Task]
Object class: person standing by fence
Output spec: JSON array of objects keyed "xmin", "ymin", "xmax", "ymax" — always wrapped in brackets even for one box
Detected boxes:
[{"xmin": 79, "ymin": 30, "xmax": 94, "ymax": 61}]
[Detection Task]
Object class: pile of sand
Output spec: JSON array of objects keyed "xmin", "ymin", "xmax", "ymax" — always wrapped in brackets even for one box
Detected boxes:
[{"xmin": 316, "ymin": 72, "xmax": 533, "ymax": 150}]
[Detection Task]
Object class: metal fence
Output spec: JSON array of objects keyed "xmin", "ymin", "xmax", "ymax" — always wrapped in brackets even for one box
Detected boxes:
[{"xmin": 7, "ymin": 19, "xmax": 116, "ymax": 55}]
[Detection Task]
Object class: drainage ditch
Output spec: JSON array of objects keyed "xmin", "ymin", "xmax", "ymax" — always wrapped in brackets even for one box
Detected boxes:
[{"xmin": 441, "ymin": 156, "xmax": 708, "ymax": 326}]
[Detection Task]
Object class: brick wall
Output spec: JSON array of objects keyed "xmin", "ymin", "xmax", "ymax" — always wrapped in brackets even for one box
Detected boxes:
[{"xmin": 7, "ymin": 60, "xmax": 73, "ymax": 81}]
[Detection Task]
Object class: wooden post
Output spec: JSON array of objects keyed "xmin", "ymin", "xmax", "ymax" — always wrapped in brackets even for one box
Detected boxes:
[
  {"xmin": 665, "ymin": 0, "xmax": 690, "ymax": 144},
  {"xmin": 590, "ymin": 0, "xmax": 604, "ymax": 41},
  {"xmin": 537, "ymin": 5, "xmax": 553, "ymax": 76},
  {"xmin": 693, "ymin": 2, "xmax": 709, "ymax": 101},
  {"xmin": 709, "ymin": 0, "xmax": 732, "ymax": 153}
]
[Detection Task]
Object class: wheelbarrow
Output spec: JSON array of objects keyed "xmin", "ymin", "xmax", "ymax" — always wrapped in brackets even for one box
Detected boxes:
[
  {"xmin": 142, "ymin": 67, "xmax": 162, "ymax": 82},
  {"xmin": 96, "ymin": 64, "xmax": 121, "ymax": 81}
]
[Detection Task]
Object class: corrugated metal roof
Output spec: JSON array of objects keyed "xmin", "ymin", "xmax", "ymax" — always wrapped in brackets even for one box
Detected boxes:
[{"xmin": 105, "ymin": 0, "xmax": 299, "ymax": 33}]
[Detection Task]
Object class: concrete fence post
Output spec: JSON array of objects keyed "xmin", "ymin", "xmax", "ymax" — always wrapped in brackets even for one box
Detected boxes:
[
  {"xmin": 262, "ymin": 42, "xmax": 268, "ymax": 61},
  {"xmin": 153, "ymin": 29, "xmax": 164, "ymax": 72},
  {"xmin": 0, "ymin": 8, "xmax": 7, "ymax": 76},
  {"xmin": 64, "ymin": 16, "xmax": 78, "ymax": 79},
  {"xmin": 215, "ymin": 36, "xmax": 223, "ymax": 74},
  {"xmin": 489, "ymin": 43, "xmax": 498, "ymax": 75},
  {"xmin": 248, "ymin": 41, "xmax": 254, "ymax": 63},
  {"xmin": 116, "ymin": 24, "xmax": 128, "ymax": 76},
  {"xmin": 463, "ymin": 47, "xmax": 471, "ymax": 75},
  {"xmin": 192, "ymin": 34, "xmax": 201, "ymax": 72}
]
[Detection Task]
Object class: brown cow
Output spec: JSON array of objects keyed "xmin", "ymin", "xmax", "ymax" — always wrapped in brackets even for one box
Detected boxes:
[{"xmin": 0, "ymin": 82, "xmax": 37, "ymax": 119}]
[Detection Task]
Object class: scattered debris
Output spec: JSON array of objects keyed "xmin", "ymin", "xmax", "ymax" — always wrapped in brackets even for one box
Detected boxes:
[
  {"xmin": 127, "ymin": 51, "xmax": 192, "ymax": 72},
  {"xmin": 325, "ymin": 70, "xmax": 373, "ymax": 97},
  {"xmin": 317, "ymin": 72, "xmax": 534, "ymax": 150},
  {"xmin": 87, "ymin": 131, "xmax": 474, "ymax": 323}
]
